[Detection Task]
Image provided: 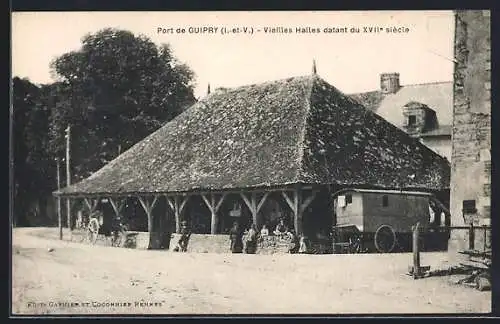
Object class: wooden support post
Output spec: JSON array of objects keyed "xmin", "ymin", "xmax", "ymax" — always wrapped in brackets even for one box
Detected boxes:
[
  {"xmin": 164, "ymin": 196, "xmax": 172, "ymax": 234},
  {"xmin": 251, "ymin": 193, "xmax": 258, "ymax": 226},
  {"xmin": 469, "ymin": 222, "xmax": 475, "ymax": 251},
  {"xmin": 65, "ymin": 125, "xmax": 72, "ymax": 231},
  {"xmin": 294, "ymin": 190, "xmax": 301, "ymax": 235},
  {"xmin": 138, "ymin": 196, "xmax": 159, "ymax": 249},
  {"xmin": 166, "ymin": 195, "xmax": 190, "ymax": 234},
  {"xmin": 83, "ymin": 197, "xmax": 99, "ymax": 228},
  {"xmin": 84, "ymin": 198, "xmax": 99, "ymax": 214},
  {"xmin": 57, "ymin": 197, "xmax": 62, "ymax": 240},
  {"xmin": 179, "ymin": 196, "xmax": 189, "ymax": 230},
  {"xmin": 282, "ymin": 189, "xmax": 317, "ymax": 236},
  {"xmin": 483, "ymin": 225, "xmax": 490, "ymax": 251},
  {"xmin": 282, "ymin": 190, "xmax": 299, "ymax": 234},
  {"xmin": 298, "ymin": 190, "xmax": 317, "ymax": 235},
  {"xmin": 413, "ymin": 222, "xmax": 421, "ymax": 279},
  {"xmin": 109, "ymin": 198, "xmax": 125, "ymax": 219},
  {"xmin": 66, "ymin": 198, "xmax": 72, "ymax": 230},
  {"xmin": 407, "ymin": 222, "xmax": 430, "ymax": 278},
  {"xmin": 56, "ymin": 158, "xmax": 62, "ymax": 240},
  {"xmin": 240, "ymin": 192, "xmax": 269, "ymax": 228},
  {"xmin": 201, "ymin": 193, "xmax": 226, "ymax": 234},
  {"xmin": 210, "ymin": 195, "xmax": 217, "ymax": 234},
  {"xmin": 166, "ymin": 197, "xmax": 177, "ymax": 233}
]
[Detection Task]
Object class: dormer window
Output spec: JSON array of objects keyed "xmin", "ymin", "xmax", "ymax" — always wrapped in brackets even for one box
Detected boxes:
[
  {"xmin": 402, "ymin": 101, "xmax": 439, "ymax": 134},
  {"xmin": 408, "ymin": 115, "xmax": 417, "ymax": 126}
]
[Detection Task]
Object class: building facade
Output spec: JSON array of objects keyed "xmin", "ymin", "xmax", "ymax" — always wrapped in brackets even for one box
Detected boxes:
[{"xmin": 448, "ymin": 10, "xmax": 491, "ymax": 253}]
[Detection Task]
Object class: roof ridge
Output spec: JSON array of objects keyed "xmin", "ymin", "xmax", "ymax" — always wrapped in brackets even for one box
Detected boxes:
[
  {"xmin": 213, "ymin": 74, "xmax": 314, "ymax": 94},
  {"xmin": 347, "ymin": 80, "xmax": 453, "ymax": 95},
  {"xmin": 402, "ymin": 80, "xmax": 453, "ymax": 87},
  {"xmin": 294, "ymin": 74, "xmax": 317, "ymax": 182}
]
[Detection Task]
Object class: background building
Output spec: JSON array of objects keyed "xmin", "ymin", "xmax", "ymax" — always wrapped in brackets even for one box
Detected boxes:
[
  {"xmin": 349, "ymin": 74, "xmax": 453, "ymax": 161},
  {"xmin": 448, "ymin": 10, "xmax": 491, "ymax": 253}
]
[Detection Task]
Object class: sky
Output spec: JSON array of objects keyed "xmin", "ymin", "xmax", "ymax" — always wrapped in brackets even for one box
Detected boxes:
[{"xmin": 12, "ymin": 11, "xmax": 455, "ymax": 98}]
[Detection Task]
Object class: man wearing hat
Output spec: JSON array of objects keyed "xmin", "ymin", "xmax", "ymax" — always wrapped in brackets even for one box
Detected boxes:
[{"xmin": 176, "ymin": 220, "xmax": 191, "ymax": 252}]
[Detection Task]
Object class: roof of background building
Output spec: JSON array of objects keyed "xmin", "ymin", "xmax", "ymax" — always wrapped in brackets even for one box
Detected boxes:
[{"xmin": 348, "ymin": 81, "xmax": 453, "ymax": 133}]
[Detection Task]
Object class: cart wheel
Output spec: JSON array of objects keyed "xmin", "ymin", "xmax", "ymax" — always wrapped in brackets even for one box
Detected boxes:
[
  {"xmin": 374, "ymin": 225, "xmax": 396, "ymax": 253},
  {"xmin": 87, "ymin": 218, "xmax": 99, "ymax": 245}
]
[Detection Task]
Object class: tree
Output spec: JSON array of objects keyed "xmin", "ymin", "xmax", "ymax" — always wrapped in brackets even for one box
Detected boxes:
[
  {"xmin": 12, "ymin": 77, "xmax": 54, "ymax": 226},
  {"xmin": 49, "ymin": 28, "xmax": 196, "ymax": 180}
]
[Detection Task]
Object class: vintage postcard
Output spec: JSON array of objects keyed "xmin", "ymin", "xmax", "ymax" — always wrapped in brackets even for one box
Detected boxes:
[{"xmin": 11, "ymin": 10, "xmax": 492, "ymax": 316}]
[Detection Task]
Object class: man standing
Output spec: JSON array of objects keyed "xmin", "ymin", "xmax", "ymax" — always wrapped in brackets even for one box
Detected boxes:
[
  {"xmin": 229, "ymin": 221, "xmax": 243, "ymax": 253},
  {"xmin": 244, "ymin": 223, "xmax": 258, "ymax": 254},
  {"xmin": 177, "ymin": 220, "xmax": 191, "ymax": 252}
]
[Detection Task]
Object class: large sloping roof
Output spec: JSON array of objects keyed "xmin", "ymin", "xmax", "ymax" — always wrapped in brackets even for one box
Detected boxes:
[
  {"xmin": 348, "ymin": 81, "xmax": 453, "ymax": 133},
  {"xmin": 56, "ymin": 75, "xmax": 450, "ymax": 197}
]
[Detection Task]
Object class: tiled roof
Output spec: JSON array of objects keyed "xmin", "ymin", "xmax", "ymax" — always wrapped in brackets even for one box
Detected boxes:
[{"xmin": 55, "ymin": 75, "xmax": 450, "ymax": 196}]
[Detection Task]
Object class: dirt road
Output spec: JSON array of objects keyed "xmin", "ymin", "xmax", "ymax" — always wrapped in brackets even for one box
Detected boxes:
[{"xmin": 12, "ymin": 227, "xmax": 491, "ymax": 315}]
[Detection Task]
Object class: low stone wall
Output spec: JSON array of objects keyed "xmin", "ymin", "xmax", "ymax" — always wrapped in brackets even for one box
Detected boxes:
[
  {"xmin": 66, "ymin": 229, "xmax": 328, "ymax": 254},
  {"xmin": 67, "ymin": 229, "xmax": 152, "ymax": 250},
  {"xmin": 169, "ymin": 234, "xmax": 308, "ymax": 254},
  {"xmin": 171, "ymin": 233, "xmax": 231, "ymax": 253},
  {"xmin": 257, "ymin": 236, "xmax": 295, "ymax": 254}
]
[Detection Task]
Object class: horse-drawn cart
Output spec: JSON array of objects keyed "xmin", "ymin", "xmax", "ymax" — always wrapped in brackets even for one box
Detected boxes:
[{"xmin": 332, "ymin": 189, "xmax": 450, "ymax": 253}]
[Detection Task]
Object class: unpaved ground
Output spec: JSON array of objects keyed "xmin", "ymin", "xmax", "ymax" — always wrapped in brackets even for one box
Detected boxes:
[{"xmin": 12, "ymin": 227, "xmax": 491, "ymax": 315}]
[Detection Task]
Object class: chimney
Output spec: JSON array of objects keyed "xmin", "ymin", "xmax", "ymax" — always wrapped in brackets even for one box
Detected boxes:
[{"xmin": 380, "ymin": 73, "xmax": 400, "ymax": 94}]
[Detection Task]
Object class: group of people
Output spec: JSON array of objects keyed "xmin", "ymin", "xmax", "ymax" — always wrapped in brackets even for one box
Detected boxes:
[
  {"xmin": 173, "ymin": 218, "xmax": 312, "ymax": 254},
  {"xmin": 229, "ymin": 219, "xmax": 309, "ymax": 254},
  {"xmin": 229, "ymin": 222, "xmax": 256, "ymax": 254}
]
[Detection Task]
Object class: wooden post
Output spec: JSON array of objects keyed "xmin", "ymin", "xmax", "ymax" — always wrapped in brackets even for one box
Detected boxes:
[
  {"xmin": 483, "ymin": 225, "xmax": 489, "ymax": 251},
  {"xmin": 210, "ymin": 195, "xmax": 217, "ymax": 234},
  {"xmin": 9, "ymin": 100, "xmax": 14, "ymax": 227},
  {"xmin": 164, "ymin": 196, "xmax": 171, "ymax": 237},
  {"xmin": 240, "ymin": 192, "xmax": 269, "ymax": 228},
  {"xmin": 201, "ymin": 193, "xmax": 226, "ymax": 234},
  {"xmin": 412, "ymin": 222, "xmax": 421, "ymax": 279},
  {"xmin": 84, "ymin": 198, "xmax": 99, "ymax": 214},
  {"xmin": 138, "ymin": 196, "xmax": 159, "ymax": 249},
  {"xmin": 294, "ymin": 190, "xmax": 301, "ymax": 235},
  {"xmin": 65, "ymin": 125, "xmax": 72, "ymax": 230},
  {"xmin": 282, "ymin": 188, "xmax": 317, "ymax": 236},
  {"xmin": 56, "ymin": 158, "xmax": 62, "ymax": 240},
  {"xmin": 109, "ymin": 198, "xmax": 125, "ymax": 220},
  {"xmin": 469, "ymin": 222, "xmax": 475, "ymax": 250},
  {"xmin": 166, "ymin": 195, "xmax": 190, "ymax": 234}
]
